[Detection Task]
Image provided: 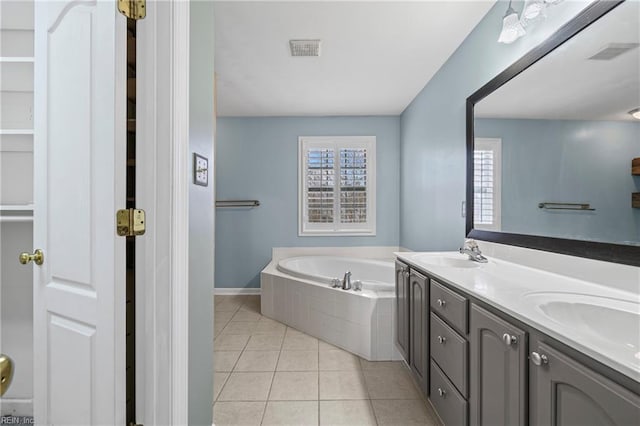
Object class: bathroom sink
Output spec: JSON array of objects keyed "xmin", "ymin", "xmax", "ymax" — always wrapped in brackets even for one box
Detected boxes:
[
  {"xmin": 525, "ymin": 292, "xmax": 640, "ymax": 353},
  {"xmin": 413, "ymin": 253, "xmax": 480, "ymax": 269}
]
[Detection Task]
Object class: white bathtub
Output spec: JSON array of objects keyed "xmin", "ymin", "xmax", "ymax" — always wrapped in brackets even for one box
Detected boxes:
[
  {"xmin": 261, "ymin": 255, "xmax": 402, "ymax": 361},
  {"xmin": 277, "ymin": 256, "xmax": 395, "ymax": 292}
]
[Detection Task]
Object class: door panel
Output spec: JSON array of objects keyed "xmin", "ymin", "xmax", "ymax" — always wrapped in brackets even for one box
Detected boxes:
[
  {"xmin": 470, "ymin": 304, "xmax": 526, "ymax": 426},
  {"xmin": 530, "ymin": 341, "xmax": 640, "ymax": 426},
  {"xmin": 395, "ymin": 261, "xmax": 409, "ymax": 361},
  {"xmin": 34, "ymin": 1, "xmax": 126, "ymax": 424},
  {"xmin": 409, "ymin": 270, "xmax": 428, "ymax": 393}
]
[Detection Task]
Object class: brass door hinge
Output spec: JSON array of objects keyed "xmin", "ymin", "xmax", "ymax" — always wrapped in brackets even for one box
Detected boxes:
[
  {"xmin": 117, "ymin": 209, "xmax": 146, "ymax": 237},
  {"xmin": 118, "ymin": 0, "xmax": 146, "ymax": 20}
]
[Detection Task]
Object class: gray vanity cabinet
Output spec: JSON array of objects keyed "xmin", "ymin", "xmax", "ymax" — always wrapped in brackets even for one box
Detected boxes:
[
  {"xmin": 395, "ymin": 261, "xmax": 410, "ymax": 362},
  {"xmin": 409, "ymin": 269, "xmax": 429, "ymax": 394},
  {"xmin": 530, "ymin": 340, "xmax": 640, "ymax": 426},
  {"xmin": 470, "ymin": 304, "xmax": 527, "ymax": 426}
]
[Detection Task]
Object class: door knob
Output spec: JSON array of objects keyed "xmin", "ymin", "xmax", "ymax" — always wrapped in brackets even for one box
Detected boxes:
[
  {"xmin": 531, "ymin": 351, "xmax": 548, "ymax": 366},
  {"xmin": 0, "ymin": 354, "xmax": 14, "ymax": 397},
  {"xmin": 19, "ymin": 249, "xmax": 44, "ymax": 266}
]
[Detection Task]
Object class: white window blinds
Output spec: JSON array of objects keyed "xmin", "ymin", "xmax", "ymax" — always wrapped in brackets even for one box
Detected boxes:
[
  {"xmin": 474, "ymin": 138, "xmax": 502, "ymax": 231},
  {"xmin": 299, "ymin": 137, "xmax": 376, "ymax": 236},
  {"xmin": 474, "ymin": 150, "xmax": 494, "ymax": 225}
]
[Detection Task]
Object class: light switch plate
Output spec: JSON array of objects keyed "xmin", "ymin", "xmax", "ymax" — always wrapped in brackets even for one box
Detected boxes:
[{"xmin": 193, "ymin": 153, "xmax": 208, "ymax": 186}]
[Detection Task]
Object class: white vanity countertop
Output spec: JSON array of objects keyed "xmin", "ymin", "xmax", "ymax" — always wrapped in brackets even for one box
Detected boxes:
[{"xmin": 394, "ymin": 251, "xmax": 640, "ymax": 383}]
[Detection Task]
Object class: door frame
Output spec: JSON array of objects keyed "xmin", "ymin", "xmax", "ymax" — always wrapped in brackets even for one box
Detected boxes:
[{"xmin": 135, "ymin": 1, "xmax": 190, "ymax": 424}]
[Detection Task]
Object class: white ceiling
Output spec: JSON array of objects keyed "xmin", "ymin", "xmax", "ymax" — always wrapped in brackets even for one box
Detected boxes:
[
  {"xmin": 475, "ymin": 0, "xmax": 640, "ymax": 122},
  {"xmin": 213, "ymin": 1, "xmax": 495, "ymax": 117}
]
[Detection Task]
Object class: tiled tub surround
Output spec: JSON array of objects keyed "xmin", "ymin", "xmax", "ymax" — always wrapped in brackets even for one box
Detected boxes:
[
  {"xmin": 213, "ymin": 295, "xmax": 441, "ymax": 426},
  {"xmin": 261, "ymin": 248, "xmax": 402, "ymax": 361},
  {"xmin": 396, "ymin": 250, "xmax": 640, "ymax": 382}
]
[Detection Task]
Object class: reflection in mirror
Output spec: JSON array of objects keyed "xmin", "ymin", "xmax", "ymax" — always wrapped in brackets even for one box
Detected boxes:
[{"xmin": 473, "ymin": 0, "xmax": 639, "ymax": 246}]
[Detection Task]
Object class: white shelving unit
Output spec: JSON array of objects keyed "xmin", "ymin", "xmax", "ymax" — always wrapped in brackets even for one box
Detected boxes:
[{"xmin": 0, "ymin": 0, "xmax": 35, "ymax": 418}]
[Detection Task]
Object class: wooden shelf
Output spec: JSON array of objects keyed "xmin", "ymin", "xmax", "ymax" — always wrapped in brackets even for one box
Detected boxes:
[
  {"xmin": 633, "ymin": 193, "xmax": 640, "ymax": 209},
  {"xmin": 632, "ymin": 158, "xmax": 640, "ymax": 175}
]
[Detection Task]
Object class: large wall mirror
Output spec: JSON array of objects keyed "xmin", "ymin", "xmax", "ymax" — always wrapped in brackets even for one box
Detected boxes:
[{"xmin": 466, "ymin": 0, "xmax": 640, "ymax": 266}]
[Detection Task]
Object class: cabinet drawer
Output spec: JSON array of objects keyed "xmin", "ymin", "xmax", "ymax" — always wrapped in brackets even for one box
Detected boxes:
[
  {"xmin": 430, "ymin": 280, "xmax": 468, "ymax": 334},
  {"xmin": 430, "ymin": 360, "xmax": 468, "ymax": 426},
  {"xmin": 431, "ymin": 313, "xmax": 468, "ymax": 396}
]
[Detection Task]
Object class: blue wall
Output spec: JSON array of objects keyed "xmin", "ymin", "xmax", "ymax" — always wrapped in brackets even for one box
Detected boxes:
[
  {"xmin": 216, "ymin": 116, "xmax": 400, "ymax": 289},
  {"xmin": 476, "ymin": 118, "xmax": 640, "ymax": 244},
  {"xmin": 399, "ymin": 0, "xmax": 594, "ymax": 251}
]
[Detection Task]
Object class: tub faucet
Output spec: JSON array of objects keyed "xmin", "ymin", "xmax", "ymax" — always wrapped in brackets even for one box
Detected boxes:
[
  {"xmin": 342, "ymin": 271, "xmax": 352, "ymax": 290},
  {"xmin": 459, "ymin": 239, "xmax": 488, "ymax": 263}
]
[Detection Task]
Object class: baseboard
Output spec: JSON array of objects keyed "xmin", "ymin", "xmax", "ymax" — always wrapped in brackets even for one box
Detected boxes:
[{"xmin": 214, "ymin": 288, "xmax": 261, "ymax": 296}]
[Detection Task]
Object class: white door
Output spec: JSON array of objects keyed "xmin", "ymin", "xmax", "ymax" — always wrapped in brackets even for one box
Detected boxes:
[{"xmin": 33, "ymin": 1, "xmax": 126, "ymax": 424}]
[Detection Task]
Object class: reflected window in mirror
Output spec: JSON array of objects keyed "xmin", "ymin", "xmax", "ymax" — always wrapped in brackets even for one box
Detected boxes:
[{"xmin": 474, "ymin": 138, "xmax": 502, "ymax": 232}]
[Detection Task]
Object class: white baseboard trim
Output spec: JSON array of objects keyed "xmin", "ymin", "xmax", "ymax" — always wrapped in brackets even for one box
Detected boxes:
[{"xmin": 214, "ymin": 288, "xmax": 261, "ymax": 296}]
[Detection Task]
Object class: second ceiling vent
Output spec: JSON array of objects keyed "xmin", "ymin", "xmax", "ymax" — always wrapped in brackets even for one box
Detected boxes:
[{"xmin": 289, "ymin": 39, "xmax": 321, "ymax": 57}]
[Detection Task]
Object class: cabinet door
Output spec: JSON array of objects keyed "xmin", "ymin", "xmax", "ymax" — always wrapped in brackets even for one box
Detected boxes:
[
  {"xmin": 530, "ymin": 341, "xmax": 640, "ymax": 426},
  {"xmin": 470, "ymin": 304, "xmax": 527, "ymax": 426},
  {"xmin": 395, "ymin": 261, "xmax": 410, "ymax": 362},
  {"xmin": 409, "ymin": 270, "xmax": 428, "ymax": 393}
]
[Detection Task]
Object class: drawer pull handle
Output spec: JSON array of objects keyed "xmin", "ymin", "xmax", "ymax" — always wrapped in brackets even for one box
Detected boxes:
[
  {"xmin": 531, "ymin": 351, "xmax": 548, "ymax": 366},
  {"xmin": 503, "ymin": 333, "xmax": 517, "ymax": 346},
  {"xmin": 437, "ymin": 299, "xmax": 446, "ymax": 307},
  {"xmin": 437, "ymin": 387, "xmax": 446, "ymax": 398},
  {"xmin": 437, "ymin": 335, "xmax": 446, "ymax": 344}
]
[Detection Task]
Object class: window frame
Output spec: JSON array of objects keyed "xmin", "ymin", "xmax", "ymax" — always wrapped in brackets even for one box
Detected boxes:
[
  {"xmin": 473, "ymin": 137, "xmax": 502, "ymax": 231},
  {"xmin": 298, "ymin": 136, "xmax": 376, "ymax": 236}
]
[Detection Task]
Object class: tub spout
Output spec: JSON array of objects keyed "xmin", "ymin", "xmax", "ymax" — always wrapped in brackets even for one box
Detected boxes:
[{"xmin": 342, "ymin": 271, "xmax": 352, "ymax": 290}]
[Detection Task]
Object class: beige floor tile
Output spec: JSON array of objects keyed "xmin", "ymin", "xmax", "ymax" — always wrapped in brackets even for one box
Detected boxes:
[
  {"xmin": 218, "ymin": 372, "xmax": 274, "ymax": 401},
  {"xmin": 319, "ymin": 371, "xmax": 369, "ymax": 400},
  {"xmin": 371, "ymin": 399, "xmax": 437, "ymax": 425},
  {"xmin": 363, "ymin": 368, "xmax": 421, "ymax": 399},
  {"xmin": 262, "ymin": 401, "xmax": 319, "ymax": 426},
  {"xmin": 245, "ymin": 334, "xmax": 284, "ymax": 351},
  {"xmin": 215, "ymin": 334, "xmax": 250, "ymax": 351},
  {"xmin": 215, "ymin": 299, "xmax": 244, "ymax": 312},
  {"xmin": 222, "ymin": 321, "xmax": 258, "ymax": 335},
  {"xmin": 214, "ymin": 372, "xmax": 230, "ymax": 401},
  {"xmin": 214, "ymin": 351, "xmax": 242, "ymax": 372},
  {"xmin": 253, "ymin": 321, "xmax": 287, "ymax": 335},
  {"xmin": 282, "ymin": 332, "xmax": 319, "ymax": 351},
  {"xmin": 359, "ymin": 358, "xmax": 406, "ymax": 371},
  {"xmin": 213, "ymin": 401, "xmax": 266, "ymax": 426},
  {"xmin": 319, "ymin": 340, "xmax": 341, "ymax": 351},
  {"xmin": 215, "ymin": 311, "xmax": 235, "ymax": 324},
  {"xmin": 231, "ymin": 310, "xmax": 262, "ymax": 322},
  {"xmin": 277, "ymin": 351, "xmax": 319, "ymax": 371},
  {"xmin": 319, "ymin": 350, "xmax": 361, "ymax": 371},
  {"xmin": 319, "ymin": 400, "xmax": 377, "ymax": 426},
  {"xmin": 269, "ymin": 372, "xmax": 318, "ymax": 401},
  {"xmin": 234, "ymin": 350, "xmax": 279, "ymax": 372},
  {"xmin": 240, "ymin": 297, "xmax": 261, "ymax": 313}
]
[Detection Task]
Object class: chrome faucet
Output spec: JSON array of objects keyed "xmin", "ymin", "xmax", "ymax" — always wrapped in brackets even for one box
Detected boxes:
[
  {"xmin": 342, "ymin": 271, "xmax": 352, "ymax": 290},
  {"xmin": 459, "ymin": 239, "xmax": 488, "ymax": 263}
]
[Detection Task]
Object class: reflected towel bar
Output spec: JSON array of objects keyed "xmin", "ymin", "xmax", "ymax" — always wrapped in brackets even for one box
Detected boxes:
[
  {"xmin": 215, "ymin": 200, "xmax": 260, "ymax": 208},
  {"xmin": 538, "ymin": 202, "xmax": 595, "ymax": 211}
]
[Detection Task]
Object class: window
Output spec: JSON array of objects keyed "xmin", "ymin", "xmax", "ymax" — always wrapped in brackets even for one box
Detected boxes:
[
  {"xmin": 474, "ymin": 138, "xmax": 502, "ymax": 231},
  {"xmin": 299, "ymin": 136, "xmax": 376, "ymax": 236}
]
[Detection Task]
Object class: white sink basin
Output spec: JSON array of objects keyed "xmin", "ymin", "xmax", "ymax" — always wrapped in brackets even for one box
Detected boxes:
[
  {"xmin": 413, "ymin": 253, "xmax": 481, "ymax": 269},
  {"xmin": 525, "ymin": 292, "xmax": 640, "ymax": 358}
]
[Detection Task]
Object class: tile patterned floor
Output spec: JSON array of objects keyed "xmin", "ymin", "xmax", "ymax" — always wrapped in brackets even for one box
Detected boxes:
[{"xmin": 213, "ymin": 295, "xmax": 442, "ymax": 426}]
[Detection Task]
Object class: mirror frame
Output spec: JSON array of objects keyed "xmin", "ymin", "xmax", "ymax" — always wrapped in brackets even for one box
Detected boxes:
[{"xmin": 465, "ymin": 0, "xmax": 640, "ymax": 267}]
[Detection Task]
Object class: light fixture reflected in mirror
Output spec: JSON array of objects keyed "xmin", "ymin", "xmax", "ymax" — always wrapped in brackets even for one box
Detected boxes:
[
  {"xmin": 522, "ymin": 0, "xmax": 545, "ymax": 21},
  {"xmin": 629, "ymin": 108, "xmax": 640, "ymax": 120},
  {"xmin": 498, "ymin": 0, "xmax": 526, "ymax": 44}
]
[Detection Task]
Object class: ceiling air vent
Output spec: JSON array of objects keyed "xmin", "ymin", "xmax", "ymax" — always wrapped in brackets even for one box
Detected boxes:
[
  {"xmin": 587, "ymin": 43, "xmax": 639, "ymax": 60},
  {"xmin": 289, "ymin": 39, "xmax": 321, "ymax": 57}
]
